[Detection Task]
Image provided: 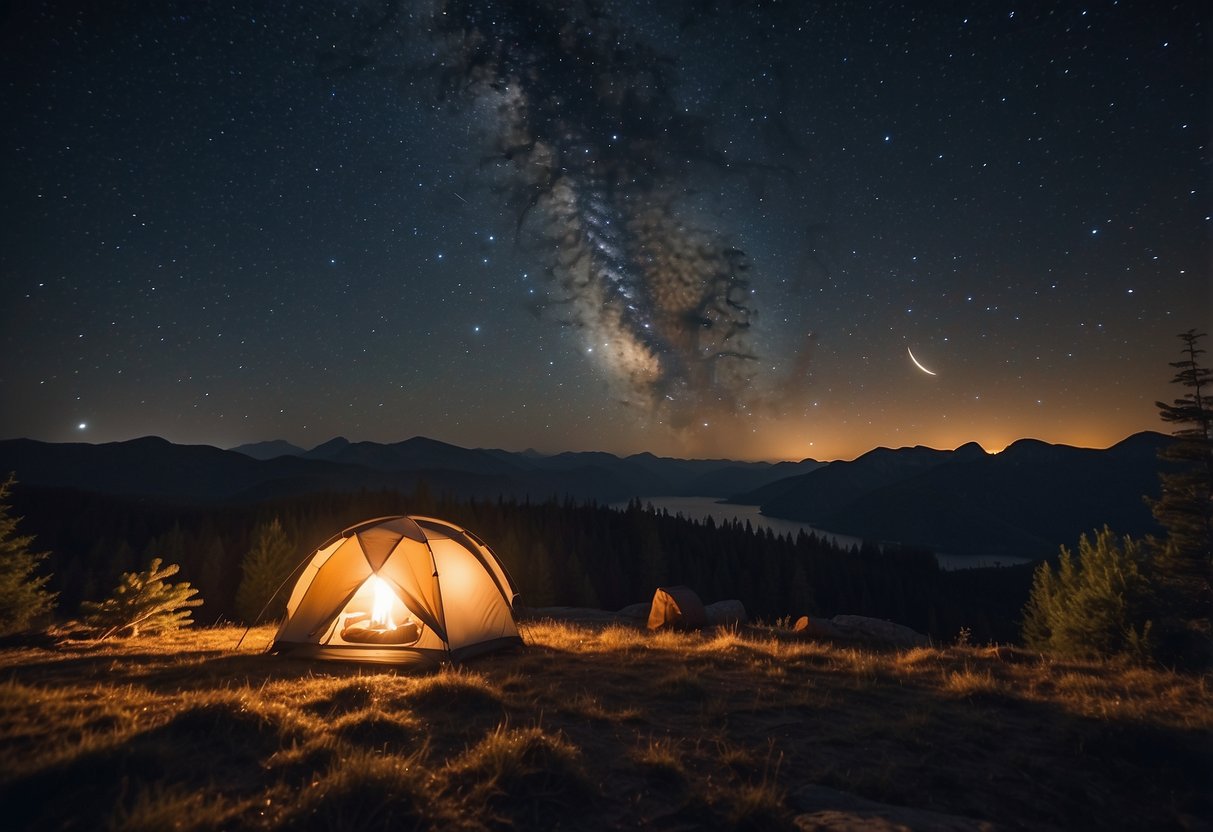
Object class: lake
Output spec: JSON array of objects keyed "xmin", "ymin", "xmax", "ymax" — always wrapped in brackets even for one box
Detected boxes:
[{"xmin": 611, "ymin": 496, "xmax": 1035, "ymax": 571}]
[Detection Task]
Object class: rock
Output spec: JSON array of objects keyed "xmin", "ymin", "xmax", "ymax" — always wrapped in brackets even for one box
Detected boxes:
[
  {"xmin": 829, "ymin": 615, "xmax": 930, "ymax": 647},
  {"xmin": 615, "ymin": 602, "xmax": 651, "ymax": 620},
  {"xmin": 792, "ymin": 615, "xmax": 844, "ymax": 639},
  {"xmin": 523, "ymin": 606, "xmax": 639, "ymax": 626},
  {"xmin": 704, "ymin": 599, "xmax": 747, "ymax": 626},
  {"xmin": 792, "ymin": 785, "xmax": 998, "ymax": 831}
]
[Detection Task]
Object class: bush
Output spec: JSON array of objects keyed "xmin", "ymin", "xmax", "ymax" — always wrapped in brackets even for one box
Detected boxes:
[
  {"xmin": 1021, "ymin": 526, "xmax": 1155, "ymax": 661},
  {"xmin": 79, "ymin": 557, "xmax": 202, "ymax": 639}
]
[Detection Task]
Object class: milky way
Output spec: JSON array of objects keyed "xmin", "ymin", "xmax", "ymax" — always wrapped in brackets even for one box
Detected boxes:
[
  {"xmin": 5, "ymin": 1, "xmax": 1201, "ymax": 459},
  {"xmin": 407, "ymin": 0, "xmax": 805, "ymax": 429}
]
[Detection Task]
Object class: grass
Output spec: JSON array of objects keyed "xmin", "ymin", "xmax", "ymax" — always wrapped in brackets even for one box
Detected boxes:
[{"xmin": 0, "ymin": 621, "xmax": 1209, "ymax": 830}]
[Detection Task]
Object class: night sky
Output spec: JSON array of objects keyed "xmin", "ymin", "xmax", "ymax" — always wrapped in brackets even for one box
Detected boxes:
[{"xmin": 2, "ymin": 1, "xmax": 1208, "ymax": 462}]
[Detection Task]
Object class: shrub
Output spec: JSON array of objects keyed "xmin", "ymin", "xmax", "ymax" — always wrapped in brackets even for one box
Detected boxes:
[
  {"xmin": 1021, "ymin": 527, "xmax": 1155, "ymax": 661},
  {"xmin": 79, "ymin": 557, "xmax": 202, "ymax": 639}
]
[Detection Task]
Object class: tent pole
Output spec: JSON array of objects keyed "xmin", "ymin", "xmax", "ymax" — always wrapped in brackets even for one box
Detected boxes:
[{"xmin": 234, "ymin": 550, "xmax": 315, "ymax": 651}]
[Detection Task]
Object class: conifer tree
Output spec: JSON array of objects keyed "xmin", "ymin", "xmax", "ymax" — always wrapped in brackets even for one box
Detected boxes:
[
  {"xmin": 235, "ymin": 518, "xmax": 297, "ymax": 623},
  {"xmin": 79, "ymin": 557, "xmax": 202, "ymax": 639},
  {"xmin": 0, "ymin": 475, "xmax": 57, "ymax": 636},
  {"xmin": 1149, "ymin": 329, "xmax": 1212, "ymax": 615},
  {"xmin": 1141, "ymin": 330, "xmax": 1213, "ymax": 665},
  {"xmin": 1021, "ymin": 527, "xmax": 1154, "ymax": 660}
]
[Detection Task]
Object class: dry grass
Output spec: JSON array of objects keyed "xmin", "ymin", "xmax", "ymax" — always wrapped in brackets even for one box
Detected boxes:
[{"xmin": 0, "ymin": 621, "xmax": 1209, "ymax": 830}]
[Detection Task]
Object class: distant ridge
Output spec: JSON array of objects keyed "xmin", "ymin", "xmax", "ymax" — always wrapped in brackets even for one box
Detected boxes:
[
  {"xmin": 734, "ymin": 431, "xmax": 1171, "ymax": 560},
  {"xmin": 0, "ymin": 432, "xmax": 1170, "ymax": 560},
  {"xmin": 228, "ymin": 439, "xmax": 306, "ymax": 460},
  {"xmin": 0, "ymin": 435, "xmax": 820, "ymax": 504}
]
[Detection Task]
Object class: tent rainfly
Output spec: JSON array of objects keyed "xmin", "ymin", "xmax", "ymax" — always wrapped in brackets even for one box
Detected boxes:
[
  {"xmin": 647, "ymin": 585, "xmax": 707, "ymax": 631},
  {"xmin": 271, "ymin": 515, "xmax": 521, "ymax": 667}
]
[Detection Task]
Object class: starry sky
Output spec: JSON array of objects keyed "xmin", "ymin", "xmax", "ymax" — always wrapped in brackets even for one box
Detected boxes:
[{"xmin": 1, "ymin": 0, "xmax": 1208, "ymax": 462}]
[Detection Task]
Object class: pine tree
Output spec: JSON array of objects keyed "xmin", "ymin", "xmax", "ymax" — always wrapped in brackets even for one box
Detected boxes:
[
  {"xmin": 0, "ymin": 475, "xmax": 57, "ymax": 636},
  {"xmin": 1021, "ymin": 527, "xmax": 1155, "ymax": 660},
  {"xmin": 234, "ymin": 518, "xmax": 297, "ymax": 623},
  {"xmin": 1149, "ymin": 329, "xmax": 1212, "ymax": 621},
  {"xmin": 78, "ymin": 557, "xmax": 202, "ymax": 639}
]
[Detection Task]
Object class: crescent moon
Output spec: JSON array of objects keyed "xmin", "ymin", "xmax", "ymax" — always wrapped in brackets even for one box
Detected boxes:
[{"xmin": 907, "ymin": 347, "xmax": 937, "ymax": 376}]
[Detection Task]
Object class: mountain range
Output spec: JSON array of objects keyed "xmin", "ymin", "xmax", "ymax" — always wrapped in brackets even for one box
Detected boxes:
[
  {"xmin": 0, "ymin": 435, "xmax": 822, "ymax": 504},
  {"xmin": 732, "ymin": 432, "xmax": 1169, "ymax": 559},
  {"xmin": 0, "ymin": 432, "xmax": 1170, "ymax": 560}
]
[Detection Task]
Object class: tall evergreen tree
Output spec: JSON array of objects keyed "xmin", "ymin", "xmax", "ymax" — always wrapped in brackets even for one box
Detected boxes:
[
  {"xmin": 1150, "ymin": 330, "xmax": 1213, "ymax": 576},
  {"xmin": 1148, "ymin": 329, "xmax": 1212, "ymax": 657},
  {"xmin": 234, "ymin": 518, "xmax": 297, "ymax": 623},
  {"xmin": 0, "ymin": 475, "xmax": 57, "ymax": 636}
]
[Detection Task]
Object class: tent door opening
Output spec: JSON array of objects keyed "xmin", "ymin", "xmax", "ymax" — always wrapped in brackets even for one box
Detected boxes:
[{"xmin": 322, "ymin": 574, "xmax": 424, "ymax": 646}]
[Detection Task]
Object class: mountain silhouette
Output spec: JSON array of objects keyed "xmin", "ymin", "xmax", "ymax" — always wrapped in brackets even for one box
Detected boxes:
[
  {"xmin": 0, "ymin": 436, "xmax": 816, "ymax": 503},
  {"xmin": 0, "ymin": 433, "xmax": 1170, "ymax": 559},
  {"xmin": 736, "ymin": 432, "xmax": 1170, "ymax": 559}
]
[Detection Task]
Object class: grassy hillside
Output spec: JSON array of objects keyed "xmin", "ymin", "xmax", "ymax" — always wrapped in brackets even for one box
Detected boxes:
[{"xmin": 1, "ymin": 622, "xmax": 1209, "ymax": 830}]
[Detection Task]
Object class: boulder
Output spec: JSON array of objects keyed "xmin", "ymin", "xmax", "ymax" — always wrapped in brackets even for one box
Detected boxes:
[
  {"xmin": 792, "ymin": 785, "xmax": 998, "ymax": 831},
  {"xmin": 524, "ymin": 606, "xmax": 637, "ymax": 626},
  {"xmin": 615, "ymin": 602, "xmax": 651, "ymax": 620},
  {"xmin": 829, "ymin": 615, "xmax": 930, "ymax": 647},
  {"xmin": 704, "ymin": 599, "xmax": 747, "ymax": 627},
  {"xmin": 793, "ymin": 616, "xmax": 843, "ymax": 639}
]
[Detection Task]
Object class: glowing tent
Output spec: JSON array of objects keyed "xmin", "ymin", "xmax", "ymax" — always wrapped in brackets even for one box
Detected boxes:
[{"xmin": 271, "ymin": 515, "xmax": 521, "ymax": 666}]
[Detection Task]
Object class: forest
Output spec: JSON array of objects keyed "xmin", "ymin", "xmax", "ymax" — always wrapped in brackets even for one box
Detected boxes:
[{"xmin": 9, "ymin": 482, "xmax": 1035, "ymax": 644}]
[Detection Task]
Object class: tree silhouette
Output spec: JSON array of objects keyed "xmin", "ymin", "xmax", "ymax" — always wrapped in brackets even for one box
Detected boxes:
[
  {"xmin": 235, "ymin": 518, "xmax": 297, "ymax": 623},
  {"xmin": 1151, "ymin": 331, "xmax": 1213, "ymax": 570},
  {"xmin": 1148, "ymin": 329, "xmax": 1212, "ymax": 658},
  {"xmin": 0, "ymin": 475, "xmax": 57, "ymax": 636}
]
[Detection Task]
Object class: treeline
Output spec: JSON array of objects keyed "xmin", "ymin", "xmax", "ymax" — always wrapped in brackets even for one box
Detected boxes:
[{"xmin": 11, "ymin": 482, "xmax": 1034, "ymax": 643}]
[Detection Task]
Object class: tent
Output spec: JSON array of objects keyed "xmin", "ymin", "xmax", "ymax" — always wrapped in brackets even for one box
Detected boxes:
[
  {"xmin": 647, "ymin": 585, "xmax": 707, "ymax": 631},
  {"xmin": 271, "ymin": 515, "xmax": 522, "ymax": 667}
]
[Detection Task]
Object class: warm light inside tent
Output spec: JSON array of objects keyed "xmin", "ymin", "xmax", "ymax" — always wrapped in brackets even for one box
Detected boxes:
[
  {"xmin": 332, "ymin": 573, "xmax": 423, "ymax": 646},
  {"xmin": 369, "ymin": 575, "xmax": 397, "ymax": 630}
]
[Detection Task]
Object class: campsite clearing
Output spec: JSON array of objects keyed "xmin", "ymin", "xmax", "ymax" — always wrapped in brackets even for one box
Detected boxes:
[{"xmin": 0, "ymin": 621, "xmax": 1209, "ymax": 830}]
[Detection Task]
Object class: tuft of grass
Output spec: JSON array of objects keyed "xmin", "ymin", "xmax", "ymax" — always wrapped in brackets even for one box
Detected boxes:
[
  {"xmin": 395, "ymin": 667, "xmax": 502, "ymax": 712},
  {"xmin": 106, "ymin": 782, "xmax": 236, "ymax": 832},
  {"xmin": 629, "ymin": 735, "xmax": 688, "ymax": 784},
  {"xmin": 447, "ymin": 723, "xmax": 592, "ymax": 826},
  {"xmin": 303, "ymin": 678, "xmax": 383, "ymax": 716},
  {"xmin": 725, "ymin": 779, "xmax": 790, "ymax": 831},
  {"xmin": 941, "ymin": 667, "xmax": 1002, "ymax": 699},
  {"xmin": 284, "ymin": 747, "xmax": 455, "ymax": 832},
  {"xmin": 721, "ymin": 743, "xmax": 790, "ymax": 831},
  {"xmin": 654, "ymin": 666, "xmax": 707, "ymax": 700},
  {"xmin": 329, "ymin": 709, "xmax": 420, "ymax": 754},
  {"xmin": 560, "ymin": 690, "xmax": 642, "ymax": 723},
  {"xmin": 712, "ymin": 739, "xmax": 759, "ymax": 775},
  {"xmin": 894, "ymin": 645, "xmax": 944, "ymax": 669}
]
